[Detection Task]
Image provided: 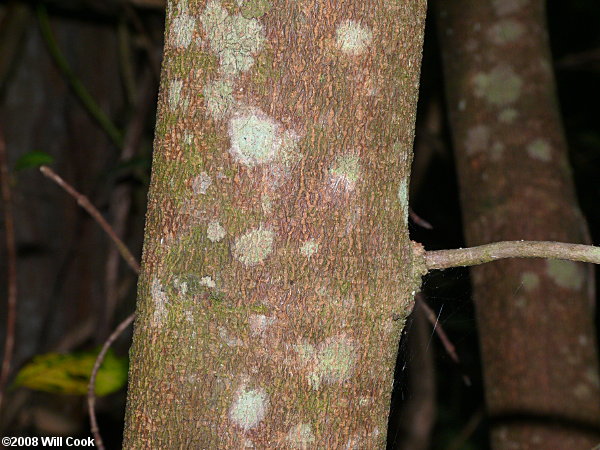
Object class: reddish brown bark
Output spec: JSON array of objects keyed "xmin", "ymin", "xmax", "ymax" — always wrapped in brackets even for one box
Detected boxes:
[{"xmin": 124, "ymin": 0, "xmax": 427, "ymax": 447}]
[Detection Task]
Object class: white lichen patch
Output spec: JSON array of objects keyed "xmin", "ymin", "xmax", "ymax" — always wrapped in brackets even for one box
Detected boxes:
[
  {"xmin": 192, "ymin": 171, "xmax": 212, "ymax": 194},
  {"xmin": 207, "ymin": 220, "xmax": 226, "ymax": 242},
  {"xmin": 490, "ymin": 142, "xmax": 504, "ymax": 161},
  {"xmin": 335, "ymin": 20, "xmax": 373, "ymax": 56},
  {"xmin": 499, "ymin": 108, "xmax": 518, "ymax": 123},
  {"xmin": 200, "ymin": 0, "xmax": 266, "ymax": 76},
  {"xmin": 203, "ymin": 78, "xmax": 235, "ymax": 121},
  {"xmin": 465, "ymin": 125, "xmax": 489, "ymax": 154},
  {"xmin": 228, "ymin": 107, "xmax": 298, "ymax": 167},
  {"xmin": 261, "ymin": 194, "xmax": 273, "ymax": 214},
  {"xmin": 330, "ymin": 154, "xmax": 361, "ymax": 191},
  {"xmin": 169, "ymin": 6, "xmax": 196, "ymax": 48},
  {"xmin": 219, "ymin": 326, "xmax": 244, "ymax": 347},
  {"xmin": 526, "ymin": 138, "xmax": 552, "ymax": 162},
  {"xmin": 286, "ymin": 423, "xmax": 316, "ymax": 448},
  {"xmin": 308, "ymin": 335, "xmax": 358, "ymax": 390},
  {"xmin": 397, "ymin": 178, "xmax": 409, "ymax": 225},
  {"xmin": 248, "ymin": 314, "xmax": 275, "ymax": 337},
  {"xmin": 473, "ymin": 65, "xmax": 522, "ymax": 106},
  {"xmin": 168, "ymin": 79, "xmax": 184, "ymax": 111},
  {"xmin": 229, "ymin": 387, "xmax": 269, "ymax": 430},
  {"xmin": 520, "ymin": 272, "xmax": 539, "ymax": 292},
  {"xmin": 151, "ymin": 277, "xmax": 168, "ymax": 325},
  {"xmin": 546, "ymin": 260, "xmax": 585, "ymax": 290},
  {"xmin": 200, "ymin": 276, "xmax": 216, "ymax": 288},
  {"xmin": 488, "ymin": 19, "xmax": 524, "ymax": 45},
  {"xmin": 300, "ymin": 239, "xmax": 319, "ymax": 257},
  {"xmin": 233, "ymin": 227, "xmax": 275, "ymax": 266}
]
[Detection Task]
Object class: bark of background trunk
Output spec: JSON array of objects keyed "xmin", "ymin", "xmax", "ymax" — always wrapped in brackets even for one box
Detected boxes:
[
  {"xmin": 123, "ymin": 0, "xmax": 427, "ymax": 447},
  {"xmin": 436, "ymin": 0, "xmax": 600, "ymax": 448}
]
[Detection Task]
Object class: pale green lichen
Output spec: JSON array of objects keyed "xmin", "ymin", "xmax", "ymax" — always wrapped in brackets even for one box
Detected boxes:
[
  {"xmin": 300, "ymin": 239, "xmax": 319, "ymax": 257},
  {"xmin": 397, "ymin": 178, "xmax": 409, "ymax": 225},
  {"xmin": 229, "ymin": 387, "xmax": 269, "ymax": 430},
  {"xmin": 330, "ymin": 154, "xmax": 360, "ymax": 190},
  {"xmin": 546, "ymin": 260, "xmax": 585, "ymax": 290},
  {"xmin": 203, "ymin": 78, "xmax": 235, "ymax": 120},
  {"xmin": 286, "ymin": 423, "xmax": 316, "ymax": 448},
  {"xmin": 488, "ymin": 19, "xmax": 524, "ymax": 45},
  {"xmin": 228, "ymin": 107, "xmax": 297, "ymax": 166},
  {"xmin": 192, "ymin": 172, "xmax": 212, "ymax": 194},
  {"xmin": 207, "ymin": 221, "xmax": 226, "ymax": 242},
  {"xmin": 200, "ymin": 276, "xmax": 216, "ymax": 288},
  {"xmin": 526, "ymin": 138, "xmax": 552, "ymax": 162},
  {"xmin": 233, "ymin": 227, "xmax": 275, "ymax": 266},
  {"xmin": 170, "ymin": 5, "xmax": 196, "ymax": 48},
  {"xmin": 240, "ymin": 0, "xmax": 272, "ymax": 19},
  {"xmin": 200, "ymin": 0, "xmax": 265, "ymax": 76},
  {"xmin": 473, "ymin": 65, "xmax": 522, "ymax": 106},
  {"xmin": 168, "ymin": 79, "xmax": 184, "ymax": 111},
  {"xmin": 151, "ymin": 277, "xmax": 168, "ymax": 325},
  {"xmin": 308, "ymin": 335, "xmax": 357, "ymax": 390},
  {"xmin": 520, "ymin": 272, "xmax": 539, "ymax": 291},
  {"xmin": 335, "ymin": 20, "xmax": 373, "ymax": 56},
  {"xmin": 499, "ymin": 108, "xmax": 518, "ymax": 123}
]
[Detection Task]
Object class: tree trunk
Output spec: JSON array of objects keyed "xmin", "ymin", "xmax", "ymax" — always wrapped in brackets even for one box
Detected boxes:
[
  {"xmin": 123, "ymin": 0, "xmax": 427, "ymax": 447},
  {"xmin": 436, "ymin": 0, "xmax": 600, "ymax": 448}
]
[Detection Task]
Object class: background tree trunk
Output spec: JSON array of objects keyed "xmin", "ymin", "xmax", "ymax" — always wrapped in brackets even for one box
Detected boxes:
[
  {"xmin": 436, "ymin": 0, "xmax": 600, "ymax": 447},
  {"xmin": 123, "ymin": 0, "xmax": 426, "ymax": 446}
]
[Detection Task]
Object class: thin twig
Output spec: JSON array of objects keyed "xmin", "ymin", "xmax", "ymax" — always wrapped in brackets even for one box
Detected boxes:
[
  {"xmin": 87, "ymin": 313, "xmax": 135, "ymax": 450},
  {"xmin": 424, "ymin": 240, "xmax": 600, "ymax": 271},
  {"xmin": 39, "ymin": 166, "xmax": 140, "ymax": 273},
  {"xmin": 36, "ymin": 4, "xmax": 124, "ymax": 148},
  {"xmin": 40, "ymin": 165, "xmax": 139, "ymax": 447},
  {"xmin": 0, "ymin": 126, "xmax": 17, "ymax": 414},
  {"xmin": 416, "ymin": 294, "xmax": 471, "ymax": 386}
]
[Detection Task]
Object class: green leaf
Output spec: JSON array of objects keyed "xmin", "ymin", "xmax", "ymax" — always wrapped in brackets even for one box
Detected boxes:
[
  {"xmin": 14, "ymin": 151, "xmax": 54, "ymax": 171},
  {"xmin": 12, "ymin": 349, "xmax": 128, "ymax": 396}
]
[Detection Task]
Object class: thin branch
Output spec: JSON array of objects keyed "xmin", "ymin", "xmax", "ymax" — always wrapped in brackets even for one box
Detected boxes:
[
  {"xmin": 36, "ymin": 4, "xmax": 124, "ymax": 148},
  {"xmin": 39, "ymin": 166, "xmax": 140, "ymax": 273},
  {"xmin": 424, "ymin": 240, "xmax": 600, "ymax": 271},
  {"xmin": 87, "ymin": 313, "xmax": 135, "ymax": 450},
  {"xmin": 0, "ymin": 126, "xmax": 17, "ymax": 414}
]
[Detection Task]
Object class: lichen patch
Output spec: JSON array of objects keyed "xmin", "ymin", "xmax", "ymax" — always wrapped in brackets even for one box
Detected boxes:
[
  {"xmin": 229, "ymin": 387, "xmax": 269, "ymax": 430},
  {"xmin": 330, "ymin": 154, "xmax": 361, "ymax": 191},
  {"xmin": 207, "ymin": 220, "xmax": 226, "ymax": 242},
  {"xmin": 473, "ymin": 65, "xmax": 522, "ymax": 106},
  {"xmin": 151, "ymin": 277, "xmax": 169, "ymax": 325},
  {"xmin": 233, "ymin": 227, "xmax": 275, "ymax": 266},
  {"xmin": 546, "ymin": 260, "xmax": 585, "ymax": 290},
  {"xmin": 200, "ymin": 0, "xmax": 265, "ymax": 76},
  {"xmin": 192, "ymin": 171, "xmax": 212, "ymax": 195},
  {"xmin": 306, "ymin": 335, "xmax": 358, "ymax": 390},
  {"xmin": 488, "ymin": 19, "xmax": 524, "ymax": 45},
  {"xmin": 168, "ymin": 79, "xmax": 184, "ymax": 111},
  {"xmin": 203, "ymin": 78, "xmax": 235, "ymax": 121},
  {"xmin": 526, "ymin": 139, "xmax": 552, "ymax": 162},
  {"xmin": 465, "ymin": 125, "xmax": 489, "ymax": 154},
  {"xmin": 169, "ymin": 6, "xmax": 196, "ymax": 49},
  {"xmin": 336, "ymin": 20, "xmax": 373, "ymax": 56},
  {"xmin": 286, "ymin": 423, "xmax": 316, "ymax": 448},
  {"xmin": 520, "ymin": 272, "xmax": 539, "ymax": 292},
  {"xmin": 299, "ymin": 239, "xmax": 319, "ymax": 258}
]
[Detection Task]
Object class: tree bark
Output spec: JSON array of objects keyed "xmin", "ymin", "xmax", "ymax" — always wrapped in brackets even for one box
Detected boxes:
[
  {"xmin": 123, "ymin": 0, "xmax": 427, "ymax": 447},
  {"xmin": 436, "ymin": 0, "xmax": 600, "ymax": 448}
]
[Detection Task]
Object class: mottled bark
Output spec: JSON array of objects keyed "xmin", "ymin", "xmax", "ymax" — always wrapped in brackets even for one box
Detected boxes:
[
  {"xmin": 437, "ymin": 0, "xmax": 600, "ymax": 448},
  {"xmin": 124, "ymin": 0, "xmax": 426, "ymax": 447}
]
